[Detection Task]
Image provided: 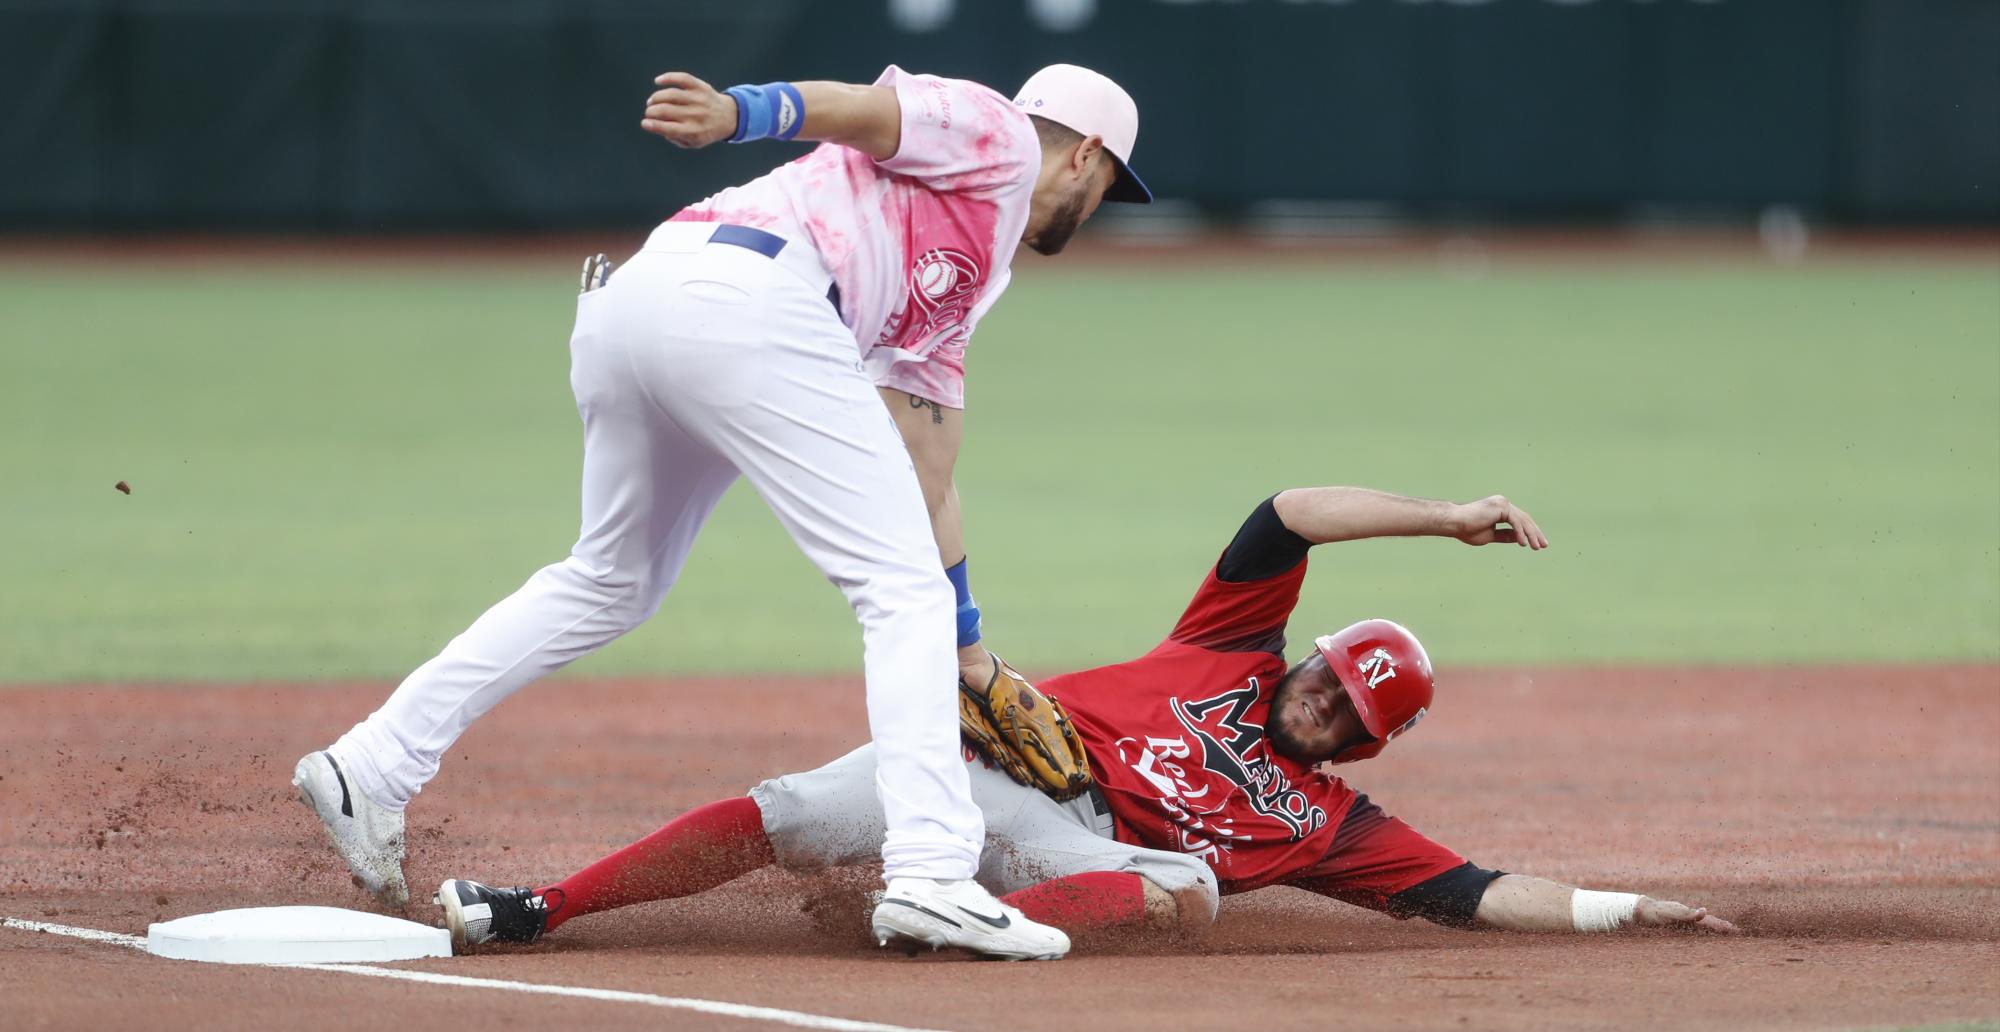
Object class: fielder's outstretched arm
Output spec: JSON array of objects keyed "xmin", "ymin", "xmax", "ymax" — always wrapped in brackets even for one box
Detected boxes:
[
  {"xmin": 1473, "ymin": 874, "xmax": 1739, "ymax": 933},
  {"xmin": 641, "ymin": 73, "xmax": 901, "ymax": 158}
]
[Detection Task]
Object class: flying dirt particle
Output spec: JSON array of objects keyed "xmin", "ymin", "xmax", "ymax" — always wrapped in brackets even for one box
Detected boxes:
[{"xmin": 115, "ymin": 481, "xmax": 131, "ymax": 495}]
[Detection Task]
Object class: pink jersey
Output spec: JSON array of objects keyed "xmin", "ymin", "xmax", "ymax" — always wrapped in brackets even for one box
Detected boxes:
[{"xmin": 667, "ymin": 66, "xmax": 1039, "ymax": 409}]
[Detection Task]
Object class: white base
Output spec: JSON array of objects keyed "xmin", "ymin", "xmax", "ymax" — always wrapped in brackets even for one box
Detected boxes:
[{"xmin": 147, "ymin": 906, "xmax": 452, "ymax": 964}]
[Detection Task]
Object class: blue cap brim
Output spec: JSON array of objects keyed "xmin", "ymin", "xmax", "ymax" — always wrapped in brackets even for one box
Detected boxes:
[{"xmin": 1106, "ymin": 155, "xmax": 1152, "ymax": 204}]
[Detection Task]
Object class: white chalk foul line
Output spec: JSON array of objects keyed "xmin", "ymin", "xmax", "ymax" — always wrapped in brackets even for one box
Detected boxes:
[
  {"xmin": 2, "ymin": 916, "xmax": 148, "ymax": 948},
  {"xmin": 281, "ymin": 963, "xmax": 950, "ymax": 1031},
  {"xmin": 2, "ymin": 916, "xmax": 947, "ymax": 1032}
]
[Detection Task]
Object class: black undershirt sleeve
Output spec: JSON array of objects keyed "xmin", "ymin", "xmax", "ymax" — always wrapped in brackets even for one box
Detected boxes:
[
  {"xmin": 1383, "ymin": 862, "xmax": 1507, "ymax": 929},
  {"xmin": 1215, "ymin": 495, "xmax": 1312, "ymax": 583}
]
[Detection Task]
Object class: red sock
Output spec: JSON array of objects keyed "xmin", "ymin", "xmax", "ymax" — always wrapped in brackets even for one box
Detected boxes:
[
  {"xmin": 536, "ymin": 796, "xmax": 775, "ymax": 932},
  {"xmin": 1001, "ymin": 872, "xmax": 1147, "ymax": 931}
]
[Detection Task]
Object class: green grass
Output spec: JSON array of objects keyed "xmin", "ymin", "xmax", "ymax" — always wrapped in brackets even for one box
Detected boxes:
[{"xmin": 1, "ymin": 251, "xmax": 1995, "ymax": 682}]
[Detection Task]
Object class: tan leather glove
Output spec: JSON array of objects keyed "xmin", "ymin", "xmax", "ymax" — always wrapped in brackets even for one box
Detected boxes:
[{"xmin": 958, "ymin": 653, "xmax": 1092, "ymax": 802}]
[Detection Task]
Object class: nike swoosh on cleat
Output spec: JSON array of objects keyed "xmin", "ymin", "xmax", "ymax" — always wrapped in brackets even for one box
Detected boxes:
[
  {"xmin": 947, "ymin": 903, "xmax": 1011, "ymax": 929},
  {"xmin": 879, "ymin": 899, "xmax": 962, "ymax": 929},
  {"xmin": 322, "ymin": 752, "xmax": 354, "ymax": 818}
]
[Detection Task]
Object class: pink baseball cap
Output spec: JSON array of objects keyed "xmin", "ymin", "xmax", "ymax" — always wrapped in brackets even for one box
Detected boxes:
[{"xmin": 1013, "ymin": 64, "xmax": 1152, "ymax": 204}]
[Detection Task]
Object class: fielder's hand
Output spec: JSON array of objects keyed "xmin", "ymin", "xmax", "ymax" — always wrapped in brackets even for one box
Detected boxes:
[
  {"xmin": 641, "ymin": 72, "xmax": 737, "ymax": 149},
  {"xmin": 958, "ymin": 646, "xmax": 998, "ymax": 697},
  {"xmin": 1634, "ymin": 896, "xmax": 1740, "ymax": 934},
  {"xmin": 1450, "ymin": 495, "xmax": 1549, "ymax": 550}
]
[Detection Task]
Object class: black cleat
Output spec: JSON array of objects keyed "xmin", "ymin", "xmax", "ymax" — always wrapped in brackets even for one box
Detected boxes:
[{"xmin": 434, "ymin": 879, "xmax": 552, "ymax": 952}]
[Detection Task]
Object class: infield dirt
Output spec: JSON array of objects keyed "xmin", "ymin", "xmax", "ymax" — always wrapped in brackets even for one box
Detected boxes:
[{"xmin": 3, "ymin": 666, "xmax": 1996, "ymax": 1030}]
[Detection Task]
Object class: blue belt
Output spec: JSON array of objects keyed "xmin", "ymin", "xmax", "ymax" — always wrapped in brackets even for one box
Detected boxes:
[{"xmin": 709, "ymin": 224, "xmax": 841, "ymax": 316}]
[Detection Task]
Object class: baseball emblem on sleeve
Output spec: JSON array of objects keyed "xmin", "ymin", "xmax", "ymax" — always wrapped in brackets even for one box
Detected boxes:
[
  {"xmin": 907, "ymin": 248, "xmax": 982, "ymax": 338},
  {"xmin": 914, "ymin": 249, "xmax": 973, "ymax": 301}
]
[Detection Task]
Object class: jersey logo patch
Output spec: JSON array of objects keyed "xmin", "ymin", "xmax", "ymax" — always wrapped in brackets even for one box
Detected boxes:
[{"xmin": 905, "ymin": 247, "xmax": 982, "ymax": 348}]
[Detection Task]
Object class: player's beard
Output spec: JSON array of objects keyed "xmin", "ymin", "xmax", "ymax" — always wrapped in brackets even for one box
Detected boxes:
[
  {"xmin": 1027, "ymin": 182, "xmax": 1090, "ymax": 256},
  {"xmin": 1263, "ymin": 660, "xmax": 1321, "ymax": 765}
]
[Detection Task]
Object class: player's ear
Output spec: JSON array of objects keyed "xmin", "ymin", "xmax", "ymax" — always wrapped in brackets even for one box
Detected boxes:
[{"xmin": 1073, "ymin": 134, "xmax": 1105, "ymax": 177}]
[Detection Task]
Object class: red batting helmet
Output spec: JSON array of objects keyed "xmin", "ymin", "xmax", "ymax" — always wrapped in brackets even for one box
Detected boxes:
[{"xmin": 1314, "ymin": 619, "xmax": 1434, "ymax": 764}]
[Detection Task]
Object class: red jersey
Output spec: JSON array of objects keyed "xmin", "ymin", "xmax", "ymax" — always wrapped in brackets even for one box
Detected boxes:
[{"xmin": 1048, "ymin": 556, "xmax": 1467, "ymax": 905}]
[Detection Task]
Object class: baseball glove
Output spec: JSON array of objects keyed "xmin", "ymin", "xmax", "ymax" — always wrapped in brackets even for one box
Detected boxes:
[{"xmin": 959, "ymin": 653, "xmax": 1093, "ymax": 802}]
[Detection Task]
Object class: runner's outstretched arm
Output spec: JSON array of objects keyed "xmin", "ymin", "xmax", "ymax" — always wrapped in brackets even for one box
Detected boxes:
[
  {"xmin": 1271, "ymin": 486, "xmax": 1550, "ymax": 549},
  {"xmin": 1473, "ymin": 874, "xmax": 1739, "ymax": 933}
]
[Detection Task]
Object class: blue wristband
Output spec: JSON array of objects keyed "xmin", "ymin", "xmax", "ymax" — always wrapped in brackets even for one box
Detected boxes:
[
  {"xmin": 945, "ymin": 558, "xmax": 982, "ymax": 648},
  {"xmin": 724, "ymin": 82, "xmax": 805, "ymax": 144}
]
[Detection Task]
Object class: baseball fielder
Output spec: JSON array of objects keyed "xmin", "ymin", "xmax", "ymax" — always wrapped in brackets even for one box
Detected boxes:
[
  {"xmin": 293, "ymin": 63, "xmax": 1151, "ymax": 960},
  {"xmin": 430, "ymin": 486, "xmax": 1738, "ymax": 955}
]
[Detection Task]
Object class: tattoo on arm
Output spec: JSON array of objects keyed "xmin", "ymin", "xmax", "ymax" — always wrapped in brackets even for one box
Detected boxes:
[{"xmin": 908, "ymin": 395, "xmax": 945, "ymax": 425}]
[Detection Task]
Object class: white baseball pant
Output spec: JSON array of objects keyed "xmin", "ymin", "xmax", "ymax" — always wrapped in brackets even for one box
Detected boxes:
[{"xmin": 329, "ymin": 222, "xmax": 983, "ymax": 880}]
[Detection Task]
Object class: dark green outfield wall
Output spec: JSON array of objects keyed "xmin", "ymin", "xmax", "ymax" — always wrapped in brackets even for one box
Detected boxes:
[{"xmin": 2, "ymin": 0, "xmax": 1993, "ymax": 229}]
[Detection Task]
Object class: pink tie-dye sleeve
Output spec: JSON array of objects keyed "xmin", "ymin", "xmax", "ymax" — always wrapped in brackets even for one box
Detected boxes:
[
  {"xmin": 873, "ymin": 66, "xmax": 1038, "ymax": 196},
  {"xmin": 871, "ymin": 266, "xmax": 1013, "ymax": 409},
  {"xmin": 873, "ymin": 349, "xmax": 967, "ymax": 410}
]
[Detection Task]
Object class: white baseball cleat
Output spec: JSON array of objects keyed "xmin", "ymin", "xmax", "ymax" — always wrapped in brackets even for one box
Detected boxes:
[
  {"xmin": 292, "ymin": 751, "xmax": 409, "ymax": 909},
  {"xmin": 871, "ymin": 877, "xmax": 1070, "ymax": 961}
]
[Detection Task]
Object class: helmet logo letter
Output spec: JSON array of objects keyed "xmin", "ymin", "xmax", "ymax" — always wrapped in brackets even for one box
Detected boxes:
[{"xmin": 1356, "ymin": 647, "xmax": 1397, "ymax": 690}]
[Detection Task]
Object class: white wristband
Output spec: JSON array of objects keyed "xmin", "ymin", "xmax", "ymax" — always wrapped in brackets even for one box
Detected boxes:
[{"xmin": 1570, "ymin": 890, "xmax": 1640, "ymax": 932}]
